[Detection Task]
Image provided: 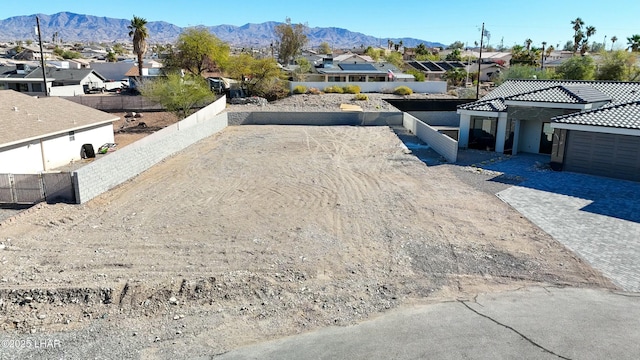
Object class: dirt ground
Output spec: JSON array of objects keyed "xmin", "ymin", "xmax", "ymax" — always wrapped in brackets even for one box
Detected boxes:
[
  {"xmin": 0, "ymin": 123, "xmax": 612, "ymax": 357},
  {"xmin": 111, "ymin": 111, "xmax": 180, "ymax": 148}
]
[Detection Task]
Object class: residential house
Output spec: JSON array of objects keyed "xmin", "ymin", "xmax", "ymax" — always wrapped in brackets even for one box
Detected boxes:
[
  {"xmin": 456, "ymin": 79, "xmax": 640, "ymax": 181},
  {"xmin": 0, "ymin": 90, "xmax": 119, "ymax": 173},
  {"xmin": 13, "ymin": 45, "xmax": 55, "ymax": 61},
  {"xmin": 0, "ymin": 65, "xmax": 107, "ymax": 96},
  {"xmin": 307, "ymin": 55, "xmax": 413, "ymax": 82}
]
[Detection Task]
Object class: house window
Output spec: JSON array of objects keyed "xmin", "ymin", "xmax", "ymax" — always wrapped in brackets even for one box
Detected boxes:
[
  {"xmin": 469, "ymin": 118, "xmax": 497, "ymax": 151},
  {"xmin": 32, "ymin": 83, "xmax": 42, "ymax": 92},
  {"xmin": 69, "ymin": 131, "xmax": 75, "ymax": 141}
]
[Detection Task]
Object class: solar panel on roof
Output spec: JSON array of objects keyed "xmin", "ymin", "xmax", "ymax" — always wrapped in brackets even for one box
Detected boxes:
[
  {"xmin": 338, "ymin": 63, "xmax": 378, "ymax": 71},
  {"xmin": 420, "ymin": 62, "xmax": 443, "ymax": 71},
  {"xmin": 437, "ymin": 62, "xmax": 454, "ymax": 70},
  {"xmin": 450, "ymin": 62, "xmax": 465, "ymax": 68}
]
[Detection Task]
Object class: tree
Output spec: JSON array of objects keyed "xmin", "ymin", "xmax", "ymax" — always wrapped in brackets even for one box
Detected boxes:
[
  {"xmin": 165, "ymin": 27, "xmax": 229, "ymax": 76},
  {"xmin": 275, "ymin": 18, "xmax": 308, "ymax": 65},
  {"xmin": 384, "ymin": 51, "xmax": 404, "ymax": 68},
  {"xmin": 611, "ymin": 36, "xmax": 618, "ymax": 51},
  {"xmin": 318, "ymin": 41, "xmax": 331, "ymax": 55},
  {"xmin": 128, "ymin": 15, "xmax": 149, "ymax": 81},
  {"xmin": 293, "ymin": 56, "xmax": 311, "ymax": 81},
  {"xmin": 225, "ymin": 53, "xmax": 283, "ymax": 98},
  {"xmin": 494, "ymin": 65, "xmax": 553, "ymax": 85},
  {"xmin": 448, "ymin": 41, "xmax": 464, "ymax": 50},
  {"xmin": 445, "ymin": 48, "xmax": 461, "ymax": 61},
  {"xmin": 555, "ymin": 55, "xmax": 596, "ymax": 80},
  {"xmin": 597, "ymin": 50, "xmax": 637, "ymax": 81},
  {"xmin": 140, "ymin": 72, "xmax": 215, "ymax": 119},
  {"xmin": 525, "ymin": 39, "xmax": 533, "ymax": 51},
  {"xmin": 106, "ymin": 51, "xmax": 117, "ymax": 62},
  {"xmin": 627, "ymin": 34, "xmax": 640, "ymax": 52},
  {"xmin": 562, "ymin": 40, "xmax": 574, "ymax": 51},
  {"xmin": 444, "ymin": 68, "xmax": 467, "ymax": 86},
  {"xmin": 581, "ymin": 25, "xmax": 596, "ymax": 54},
  {"xmin": 365, "ymin": 46, "xmax": 381, "ymax": 61},
  {"xmin": 112, "ymin": 43, "xmax": 126, "ymax": 55},
  {"xmin": 415, "ymin": 43, "xmax": 429, "ymax": 56},
  {"xmin": 571, "ymin": 17, "xmax": 585, "ymax": 54}
]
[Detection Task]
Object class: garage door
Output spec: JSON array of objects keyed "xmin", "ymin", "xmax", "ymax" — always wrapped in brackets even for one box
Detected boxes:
[{"xmin": 564, "ymin": 131, "xmax": 640, "ymax": 181}]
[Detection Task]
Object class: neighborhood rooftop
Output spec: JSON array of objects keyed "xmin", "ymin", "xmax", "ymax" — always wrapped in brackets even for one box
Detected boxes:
[{"xmin": 0, "ymin": 90, "xmax": 119, "ymax": 147}]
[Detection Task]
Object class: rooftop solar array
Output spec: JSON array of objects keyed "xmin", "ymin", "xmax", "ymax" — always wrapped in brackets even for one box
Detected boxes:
[{"xmin": 338, "ymin": 63, "xmax": 378, "ymax": 71}]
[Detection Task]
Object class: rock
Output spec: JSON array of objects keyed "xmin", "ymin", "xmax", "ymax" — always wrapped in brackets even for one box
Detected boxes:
[
  {"xmin": 38, "ymin": 314, "xmax": 46, "ymax": 319},
  {"xmin": 173, "ymin": 315, "xmax": 180, "ymax": 320},
  {"xmin": 169, "ymin": 296, "xmax": 178, "ymax": 305}
]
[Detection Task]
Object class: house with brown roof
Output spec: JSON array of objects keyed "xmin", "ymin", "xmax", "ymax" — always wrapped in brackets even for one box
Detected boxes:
[
  {"xmin": 457, "ymin": 79, "xmax": 640, "ymax": 181},
  {"xmin": 0, "ymin": 90, "xmax": 119, "ymax": 173}
]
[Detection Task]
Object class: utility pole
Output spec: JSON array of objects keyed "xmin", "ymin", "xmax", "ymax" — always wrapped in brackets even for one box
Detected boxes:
[
  {"xmin": 541, "ymin": 42, "xmax": 547, "ymax": 70},
  {"xmin": 36, "ymin": 16, "xmax": 49, "ymax": 96},
  {"xmin": 476, "ymin": 22, "xmax": 484, "ymax": 100}
]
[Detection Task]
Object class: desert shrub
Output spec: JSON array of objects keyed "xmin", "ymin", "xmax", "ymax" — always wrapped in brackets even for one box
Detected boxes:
[
  {"xmin": 308, "ymin": 87, "xmax": 321, "ymax": 95},
  {"xmin": 254, "ymin": 79, "xmax": 289, "ymax": 101},
  {"xmin": 292, "ymin": 85, "xmax": 307, "ymax": 94},
  {"xmin": 342, "ymin": 84, "xmax": 361, "ymax": 94},
  {"xmin": 393, "ymin": 86, "xmax": 413, "ymax": 95},
  {"xmin": 405, "ymin": 68, "xmax": 426, "ymax": 82},
  {"xmin": 354, "ymin": 93, "xmax": 368, "ymax": 101},
  {"xmin": 324, "ymin": 85, "xmax": 344, "ymax": 94}
]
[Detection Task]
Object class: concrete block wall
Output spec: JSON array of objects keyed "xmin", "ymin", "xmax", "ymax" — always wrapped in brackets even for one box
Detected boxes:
[
  {"xmin": 227, "ymin": 112, "xmax": 403, "ymax": 126},
  {"xmin": 73, "ymin": 97, "xmax": 228, "ymax": 204},
  {"xmin": 403, "ymin": 113, "xmax": 458, "ymax": 163}
]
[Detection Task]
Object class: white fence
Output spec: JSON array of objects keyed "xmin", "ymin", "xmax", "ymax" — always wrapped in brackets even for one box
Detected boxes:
[
  {"xmin": 403, "ymin": 113, "xmax": 458, "ymax": 163},
  {"xmin": 290, "ymin": 81, "xmax": 447, "ymax": 94}
]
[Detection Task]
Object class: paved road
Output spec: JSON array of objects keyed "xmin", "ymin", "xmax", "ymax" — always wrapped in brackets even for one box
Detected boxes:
[
  {"xmin": 469, "ymin": 153, "xmax": 640, "ymax": 292},
  {"xmin": 216, "ymin": 287, "xmax": 640, "ymax": 360}
]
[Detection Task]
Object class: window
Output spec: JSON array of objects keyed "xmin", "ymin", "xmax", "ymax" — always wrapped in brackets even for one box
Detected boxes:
[
  {"xmin": 69, "ymin": 131, "xmax": 75, "ymax": 141},
  {"xmin": 32, "ymin": 83, "xmax": 42, "ymax": 92}
]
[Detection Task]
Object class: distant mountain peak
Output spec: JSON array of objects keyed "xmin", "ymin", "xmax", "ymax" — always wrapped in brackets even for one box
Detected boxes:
[{"xmin": 0, "ymin": 12, "xmax": 444, "ymax": 48}]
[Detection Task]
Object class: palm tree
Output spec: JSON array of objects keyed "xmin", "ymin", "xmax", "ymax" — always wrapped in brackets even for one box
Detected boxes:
[
  {"xmin": 611, "ymin": 36, "xmax": 618, "ymax": 51},
  {"xmin": 571, "ymin": 17, "xmax": 584, "ymax": 54},
  {"xmin": 627, "ymin": 35, "xmax": 640, "ymax": 52},
  {"xmin": 581, "ymin": 25, "xmax": 596, "ymax": 54},
  {"xmin": 525, "ymin": 39, "xmax": 533, "ymax": 52},
  {"xmin": 128, "ymin": 15, "xmax": 149, "ymax": 81}
]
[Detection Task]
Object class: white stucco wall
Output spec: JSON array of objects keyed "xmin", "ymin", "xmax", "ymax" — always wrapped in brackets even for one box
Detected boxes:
[
  {"xmin": 40, "ymin": 124, "xmax": 115, "ymax": 170},
  {"xmin": 290, "ymin": 81, "xmax": 447, "ymax": 94},
  {"xmin": 0, "ymin": 141, "xmax": 43, "ymax": 173},
  {"xmin": 49, "ymin": 85, "xmax": 85, "ymax": 96}
]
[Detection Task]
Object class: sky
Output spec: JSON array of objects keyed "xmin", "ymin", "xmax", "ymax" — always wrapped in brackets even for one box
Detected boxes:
[{"xmin": 4, "ymin": 0, "xmax": 639, "ymax": 49}]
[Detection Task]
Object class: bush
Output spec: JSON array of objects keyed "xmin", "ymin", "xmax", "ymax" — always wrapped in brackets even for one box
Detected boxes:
[
  {"xmin": 393, "ymin": 86, "xmax": 413, "ymax": 95},
  {"xmin": 254, "ymin": 79, "xmax": 289, "ymax": 101},
  {"xmin": 324, "ymin": 85, "xmax": 344, "ymax": 94},
  {"xmin": 354, "ymin": 93, "xmax": 368, "ymax": 101},
  {"xmin": 405, "ymin": 68, "xmax": 426, "ymax": 82},
  {"xmin": 342, "ymin": 84, "xmax": 361, "ymax": 94},
  {"xmin": 308, "ymin": 87, "xmax": 321, "ymax": 95},
  {"xmin": 292, "ymin": 85, "xmax": 307, "ymax": 94}
]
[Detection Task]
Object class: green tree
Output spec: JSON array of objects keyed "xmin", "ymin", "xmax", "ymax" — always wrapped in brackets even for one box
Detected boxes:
[
  {"xmin": 405, "ymin": 68, "xmax": 425, "ymax": 81},
  {"xmin": 444, "ymin": 68, "xmax": 467, "ymax": 86},
  {"xmin": 571, "ymin": 17, "xmax": 585, "ymax": 54},
  {"xmin": 106, "ymin": 51, "xmax": 117, "ymax": 62},
  {"xmin": 495, "ymin": 65, "xmax": 553, "ymax": 85},
  {"xmin": 597, "ymin": 50, "xmax": 637, "ymax": 80},
  {"xmin": 140, "ymin": 72, "xmax": 215, "ymax": 119},
  {"xmin": 384, "ymin": 51, "xmax": 404, "ymax": 68},
  {"xmin": 128, "ymin": 15, "xmax": 149, "ymax": 80},
  {"xmin": 318, "ymin": 41, "xmax": 331, "ymax": 55},
  {"xmin": 275, "ymin": 18, "xmax": 308, "ymax": 65},
  {"xmin": 112, "ymin": 43, "xmax": 126, "ymax": 55},
  {"xmin": 226, "ymin": 53, "xmax": 283, "ymax": 98},
  {"xmin": 293, "ymin": 56, "xmax": 311, "ymax": 81},
  {"xmin": 165, "ymin": 27, "xmax": 229, "ymax": 76},
  {"xmin": 26, "ymin": 39, "xmax": 33, "ymax": 46},
  {"xmin": 627, "ymin": 34, "xmax": 640, "ymax": 52},
  {"xmin": 555, "ymin": 55, "xmax": 596, "ymax": 80},
  {"xmin": 448, "ymin": 41, "xmax": 464, "ymax": 50},
  {"xmin": 415, "ymin": 43, "xmax": 429, "ymax": 55},
  {"xmin": 445, "ymin": 48, "xmax": 461, "ymax": 61},
  {"xmin": 365, "ymin": 46, "xmax": 381, "ymax": 61},
  {"xmin": 610, "ymin": 36, "xmax": 618, "ymax": 51}
]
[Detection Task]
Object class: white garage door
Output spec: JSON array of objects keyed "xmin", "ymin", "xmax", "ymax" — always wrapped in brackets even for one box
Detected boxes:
[{"xmin": 564, "ymin": 131, "xmax": 640, "ymax": 182}]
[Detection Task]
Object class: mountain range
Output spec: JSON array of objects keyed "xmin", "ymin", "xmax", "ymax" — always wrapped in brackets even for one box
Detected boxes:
[{"xmin": 0, "ymin": 12, "xmax": 444, "ymax": 49}]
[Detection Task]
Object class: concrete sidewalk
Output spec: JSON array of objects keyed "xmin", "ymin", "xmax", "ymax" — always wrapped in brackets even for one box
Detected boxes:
[{"xmin": 215, "ymin": 287, "xmax": 640, "ymax": 360}]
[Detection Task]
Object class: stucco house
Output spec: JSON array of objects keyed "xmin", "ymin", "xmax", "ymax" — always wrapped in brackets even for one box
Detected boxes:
[
  {"xmin": 456, "ymin": 79, "xmax": 640, "ymax": 181},
  {"xmin": 0, "ymin": 90, "xmax": 119, "ymax": 173},
  {"xmin": 0, "ymin": 64, "xmax": 107, "ymax": 95}
]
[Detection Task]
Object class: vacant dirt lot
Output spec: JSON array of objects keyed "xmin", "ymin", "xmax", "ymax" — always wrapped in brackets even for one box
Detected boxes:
[{"xmin": 0, "ymin": 125, "xmax": 612, "ymax": 357}]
